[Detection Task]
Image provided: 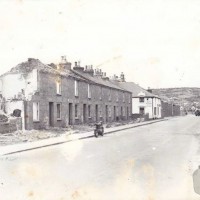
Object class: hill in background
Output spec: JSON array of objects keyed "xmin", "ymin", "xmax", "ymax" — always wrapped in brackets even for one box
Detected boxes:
[{"xmin": 152, "ymin": 87, "xmax": 200, "ymax": 110}]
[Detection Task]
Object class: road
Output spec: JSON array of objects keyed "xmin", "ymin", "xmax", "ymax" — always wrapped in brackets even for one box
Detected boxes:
[{"xmin": 1, "ymin": 115, "xmax": 200, "ymax": 200}]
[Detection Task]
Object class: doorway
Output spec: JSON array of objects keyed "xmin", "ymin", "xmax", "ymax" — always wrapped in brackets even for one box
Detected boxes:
[
  {"xmin": 95, "ymin": 105, "xmax": 98, "ymax": 122},
  {"xmin": 105, "ymin": 105, "xmax": 108, "ymax": 122},
  {"xmin": 69, "ymin": 103, "xmax": 73, "ymax": 125},
  {"xmin": 83, "ymin": 104, "xmax": 86, "ymax": 123},
  {"xmin": 114, "ymin": 106, "xmax": 116, "ymax": 121},
  {"xmin": 49, "ymin": 102, "xmax": 54, "ymax": 127}
]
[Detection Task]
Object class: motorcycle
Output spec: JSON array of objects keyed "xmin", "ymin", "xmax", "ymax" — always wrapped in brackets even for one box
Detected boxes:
[{"xmin": 94, "ymin": 121, "xmax": 104, "ymax": 137}]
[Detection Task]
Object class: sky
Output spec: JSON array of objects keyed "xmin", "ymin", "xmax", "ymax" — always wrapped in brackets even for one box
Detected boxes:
[{"xmin": 0, "ymin": 0, "xmax": 200, "ymax": 89}]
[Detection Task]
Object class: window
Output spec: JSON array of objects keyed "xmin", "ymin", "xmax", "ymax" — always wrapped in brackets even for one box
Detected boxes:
[
  {"xmin": 75, "ymin": 80, "xmax": 78, "ymax": 97},
  {"xmin": 88, "ymin": 105, "xmax": 91, "ymax": 118},
  {"xmin": 109, "ymin": 89, "xmax": 111, "ymax": 101},
  {"xmin": 154, "ymin": 107, "xmax": 157, "ymax": 115},
  {"xmin": 123, "ymin": 92, "xmax": 125, "ymax": 102},
  {"xmin": 57, "ymin": 103, "xmax": 61, "ymax": 120},
  {"xmin": 33, "ymin": 102, "xmax": 39, "ymax": 121},
  {"xmin": 56, "ymin": 81, "xmax": 61, "ymax": 95},
  {"xmin": 100, "ymin": 87, "xmax": 102, "ymax": 100},
  {"xmin": 108, "ymin": 106, "xmax": 112, "ymax": 117},
  {"xmin": 123, "ymin": 107, "xmax": 126, "ymax": 116},
  {"xmin": 116, "ymin": 91, "xmax": 119, "ymax": 102},
  {"xmin": 75, "ymin": 104, "xmax": 78, "ymax": 118},
  {"xmin": 99, "ymin": 106, "xmax": 102, "ymax": 117},
  {"xmin": 88, "ymin": 84, "xmax": 91, "ymax": 99},
  {"xmin": 139, "ymin": 97, "xmax": 144, "ymax": 102}
]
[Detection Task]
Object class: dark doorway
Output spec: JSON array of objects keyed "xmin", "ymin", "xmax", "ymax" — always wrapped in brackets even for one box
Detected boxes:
[
  {"xmin": 83, "ymin": 104, "xmax": 86, "ymax": 123},
  {"xmin": 127, "ymin": 107, "xmax": 129, "ymax": 120},
  {"xmin": 139, "ymin": 107, "xmax": 145, "ymax": 115},
  {"xmin": 49, "ymin": 102, "xmax": 54, "ymax": 127},
  {"xmin": 105, "ymin": 105, "xmax": 108, "ymax": 122},
  {"xmin": 95, "ymin": 105, "xmax": 98, "ymax": 122},
  {"xmin": 69, "ymin": 103, "xmax": 73, "ymax": 125},
  {"xmin": 114, "ymin": 106, "xmax": 116, "ymax": 121}
]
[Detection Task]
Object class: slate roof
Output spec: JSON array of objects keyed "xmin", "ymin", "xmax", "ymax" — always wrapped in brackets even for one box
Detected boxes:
[
  {"xmin": 113, "ymin": 82, "xmax": 160, "ymax": 98},
  {"xmin": 0, "ymin": 58, "xmax": 131, "ymax": 93},
  {"xmin": 71, "ymin": 70, "xmax": 131, "ymax": 92}
]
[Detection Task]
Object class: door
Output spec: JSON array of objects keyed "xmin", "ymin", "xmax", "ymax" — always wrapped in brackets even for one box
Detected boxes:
[
  {"xmin": 69, "ymin": 103, "xmax": 73, "ymax": 125},
  {"xmin": 49, "ymin": 102, "xmax": 54, "ymax": 126},
  {"xmin": 83, "ymin": 104, "xmax": 86, "ymax": 123},
  {"xmin": 114, "ymin": 106, "xmax": 116, "ymax": 121},
  {"xmin": 105, "ymin": 105, "xmax": 108, "ymax": 122},
  {"xmin": 95, "ymin": 105, "xmax": 98, "ymax": 122}
]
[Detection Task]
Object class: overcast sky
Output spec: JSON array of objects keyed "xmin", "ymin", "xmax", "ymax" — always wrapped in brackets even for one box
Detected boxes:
[{"xmin": 0, "ymin": 0, "xmax": 200, "ymax": 89}]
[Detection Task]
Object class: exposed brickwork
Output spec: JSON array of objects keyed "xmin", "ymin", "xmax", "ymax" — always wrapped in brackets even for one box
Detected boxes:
[{"xmin": 25, "ymin": 70, "xmax": 132, "ymax": 130}]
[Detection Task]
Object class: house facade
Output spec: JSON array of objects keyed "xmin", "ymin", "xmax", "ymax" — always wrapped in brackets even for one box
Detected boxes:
[
  {"xmin": 112, "ymin": 79, "xmax": 161, "ymax": 119},
  {"xmin": 0, "ymin": 57, "xmax": 132, "ymax": 130}
]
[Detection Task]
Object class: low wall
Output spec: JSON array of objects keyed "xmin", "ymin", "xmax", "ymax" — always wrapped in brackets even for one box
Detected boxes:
[{"xmin": 0, "ymin": 117, "xmax": 22, "ymax": 134}]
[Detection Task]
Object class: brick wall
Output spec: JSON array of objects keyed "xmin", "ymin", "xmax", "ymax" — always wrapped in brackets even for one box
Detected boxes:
[{"xmin": 24, "ymin": 71, "xmax": 132, "ymax": 130}]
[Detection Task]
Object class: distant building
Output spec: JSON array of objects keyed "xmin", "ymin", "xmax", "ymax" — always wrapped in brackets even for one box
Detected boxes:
[
  {"xmin": 0, "ymin": 57, "xmax": 132, "ymax": 130},
  {"xmin": 112, "ymin": 76, "xmax": 161, "ymax": 119}
]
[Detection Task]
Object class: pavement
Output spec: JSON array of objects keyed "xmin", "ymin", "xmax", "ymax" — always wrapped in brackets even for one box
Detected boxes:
[{"xmin": 0, "ymin": 118, "xmax": 167, "ymax": 156}]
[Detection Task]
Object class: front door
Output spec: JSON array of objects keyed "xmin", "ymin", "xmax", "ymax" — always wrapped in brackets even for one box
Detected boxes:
[
  {"xmin": 49, "ymin": 102, "xmax": 54, "ymax": 126},
  {"xmin": 95, "ymin": 105, "xmax": 98, "ymax": 122},
  {"xmin": 114, "ymin": 106, "xmax": 116, "ymax": 121},
  {"xmin": 83, "ymin": 104, "xmax": 86, "ymax": 123},
  {"xmin": 69, "ymin": 103, "xmax": 73, "ymax": 125},
  {"xmin": 105, "ymin": 105, "xmax": 108, "ymax": 122}
]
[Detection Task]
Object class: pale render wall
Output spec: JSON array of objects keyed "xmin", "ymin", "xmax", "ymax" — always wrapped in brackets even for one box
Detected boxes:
[
  {"xmin": 0, "ymin": 69, "xmax": 38, "ymax": 100},
  {"xmin": 132, "ymin": 97, "xmax": 161, "ymax": 119}
]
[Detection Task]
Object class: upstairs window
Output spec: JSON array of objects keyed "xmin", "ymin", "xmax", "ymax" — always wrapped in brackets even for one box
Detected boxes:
[
  {"xmin": 88, "ymin": 84, "xmax": 91, "ymax": 99},
  {"xmin": 33, "ymin": 102, "xmax": 39, "ymax": 121},
  {"xmin": 100, "ymin": 87, "xmax": 102, "ymax": 100},
  {"xmin": 116, "ymin": 91, "xmax": 119, "ymax": 102},
  {"xmin": 109, "ymin": 89, "xmax": 112, "ymax": 101},
  {"xmin": 56, "ymin": 80, "xmax": 61, "ymax": 95},
  {"xmin": 123, "ymin": 92, "xmax": 125, "ymax": 102},
  {"xmin": 57, "ymin": 103, "xmax": 61, "ymax": 120},
  {"xmin": 139, "ymin": 97, "xmax": 144, "ymax": 102},
  {"xmin": 75, "ymin": 80, "xmax": 79, "ymax": 97}
]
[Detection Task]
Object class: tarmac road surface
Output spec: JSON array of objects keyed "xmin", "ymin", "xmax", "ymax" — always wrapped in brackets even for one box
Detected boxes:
[{"xmin": 1, "ymin": 115, "xmax": 200, "ymax": 200}]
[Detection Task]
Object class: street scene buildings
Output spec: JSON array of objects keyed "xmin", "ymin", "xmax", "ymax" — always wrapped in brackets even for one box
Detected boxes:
[{"xmin": 0, "ymin": 56, "xmax": 181, "ymax": 133}]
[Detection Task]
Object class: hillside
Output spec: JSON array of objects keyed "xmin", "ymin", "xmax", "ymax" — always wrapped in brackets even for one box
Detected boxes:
[{"xmin": 152, "ymin": 87, "xmax": 200, "ymax": 109}]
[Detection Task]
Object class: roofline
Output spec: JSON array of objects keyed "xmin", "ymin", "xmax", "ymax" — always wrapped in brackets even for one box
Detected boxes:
[
  {"xmin": 71, "ymin": 69, "xmax": 132, "ymax": 93},
  {"xmin": 132, "ymin": 95, "xmax": 160, "ymax": 99}
]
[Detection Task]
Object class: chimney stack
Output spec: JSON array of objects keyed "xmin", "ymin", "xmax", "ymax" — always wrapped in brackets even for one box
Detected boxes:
[
  {"xmin": 73, "ymin": 61, "xmax": 84, "ymax": 72},
  {"xmin": 84, "ymin": 65, "xmax": 94, "ymax": 76},
  {"xmin": 120, "ymin": 72, "xmax": 125, "ymax": 82},
  {"xmin": 59, "ymin": 56, "xmax": 71, "ymax": 70},
  {"xmin": 147, "ymin": 87, "xmax": 153, "ymax": 93}
]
